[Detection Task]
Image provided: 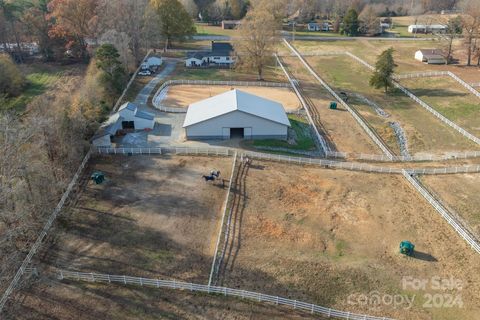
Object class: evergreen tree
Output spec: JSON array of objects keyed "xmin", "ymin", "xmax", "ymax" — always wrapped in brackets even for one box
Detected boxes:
[
  {"xmin": 369, "ymin": 48, "xmax": 396, "ymax": 93},
  {"xmin": 342, "ymin": 8, "xmax": 359, "ymax": 36},
  {"xmin": 95, "ymin": 44, "xmax": 127, "ymax": 95}
]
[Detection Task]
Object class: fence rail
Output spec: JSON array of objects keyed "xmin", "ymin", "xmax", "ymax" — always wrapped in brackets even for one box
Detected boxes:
[
  {"xmin": 0, "ymin": 150, "xmax": 92, "ymax": 312},
  {"xmin": 274, "ymin": 54, "xmax": 330, "ymax": 155},
  {"xmin": 58, "ymin": 270, "xmax": 394, "ymax": 320},
  {"xmin": 283, "ymin": 39, "xmax": 394, "ymax": 160},
  {"xmin": 95, "ymin": 147, "xmax": 480, "ymax": 175},
  {"xmin": 402, "ymin": 170, "xmax": 480, "ymax": 254},
  {"xmin": 152, "ymin": 79, "xmax": 290, "ymax": 111},
  {"xmin": 208, "ymin": 153, "xmax": 237, "ymax": 286},
  {"xmin": 336, "ymin": 51, "xmax": 480, "ymax": 146}
]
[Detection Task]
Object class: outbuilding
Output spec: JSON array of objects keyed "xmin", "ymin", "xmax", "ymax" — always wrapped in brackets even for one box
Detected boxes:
[
  {"xmin": 92, "ymin": 102, "xmax": 155, "ymax": 147},
  {"xmin": 415, "ymin": 49, "xmax": 446, "ymax": 64},
  {"xmin": 183, "ymin": 89, "xmax": 291, "ymax": 140},
  {"xmin": 141, "ymin": 56, "xmax": 163, "ymax": 70}
]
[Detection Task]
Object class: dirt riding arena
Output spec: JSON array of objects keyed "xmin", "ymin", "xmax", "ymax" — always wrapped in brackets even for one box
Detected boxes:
[
  {"xmin": 31, "ymin": 155, "xmax": 231, "ymax": 283},
  {"xmin": 219, "ymin": 160, "xmax": 480, "ymax": 320},
  {"xmin": 161, "ymin": 85, "xmax": 301, "ymax": 112}
]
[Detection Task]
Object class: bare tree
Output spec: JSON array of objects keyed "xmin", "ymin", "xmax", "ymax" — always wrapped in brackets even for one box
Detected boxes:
[
  {"xmin": 460, "ymin": 0, "xmax": 480, "ymax": 66},
  {"xmin": 233, "ymin": 1, "xmax": 281, "ymax": 80}
]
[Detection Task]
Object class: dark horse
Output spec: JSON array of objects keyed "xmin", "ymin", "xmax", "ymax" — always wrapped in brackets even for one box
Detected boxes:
[{"xmin": 202, "ymin": 170, "xmax": 221, "ymax": 182}]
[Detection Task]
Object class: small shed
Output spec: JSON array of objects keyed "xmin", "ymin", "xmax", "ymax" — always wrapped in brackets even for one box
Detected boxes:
[
  {"xmin": 92, "ymin": 102, "xmax": 155, "ymax": 147},
  {"xmin": 415, "ymin": 49, "xmax": 446, "ymax": 64},
  {"xmin": 183, "ymin": 89, "xmax": 290, "ymax": 140},
  {"xmin": 141, "ymin": 56, "xmax": 162, "ymax": 69}
]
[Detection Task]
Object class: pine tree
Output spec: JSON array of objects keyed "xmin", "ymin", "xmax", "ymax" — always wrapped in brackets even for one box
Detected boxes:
[
  {"xmin": 369, "ymin": 48, "xmax": 396, "ymax": 93},
  {"xmin": 342, "ymin": 8, "xmax": 359, "ymax": 36}
]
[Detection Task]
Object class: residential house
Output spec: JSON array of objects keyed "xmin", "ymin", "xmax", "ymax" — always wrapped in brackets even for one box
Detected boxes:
[{"xmin": 185, "ymin": 42, "xmax": 235, "ymax": 68}]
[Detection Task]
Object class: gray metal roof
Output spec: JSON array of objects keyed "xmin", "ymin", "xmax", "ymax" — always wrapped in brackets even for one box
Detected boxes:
[
  {"xmin": 119, "ymin": 102, "xmax": 137, "ymax": 112},
  {"xmin": 183, "ymin": 89, "xmax": 291, "ymax": 128},
  {"xmin": 135, "ymin": 109, "xmax": 155, "ymax": 120}
]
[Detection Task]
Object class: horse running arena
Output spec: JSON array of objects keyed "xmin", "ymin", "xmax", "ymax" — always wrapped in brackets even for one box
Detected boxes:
[{"xmin": 159, "ymin": 85, "xmax": 301, "ymax": 112}]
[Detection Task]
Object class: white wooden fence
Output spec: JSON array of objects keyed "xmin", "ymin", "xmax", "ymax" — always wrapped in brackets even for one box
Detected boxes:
[
  {"xmin": 0, "ymin": 150, "xmax": 92, "ymax": 312},
  {"xmin": 394, "ymin": 71, "xmax": 480, "ymax": 100},
  {"xmin": 283, "ymin": 39, "xmax": 395, "ymax": 160},
  {"xmin": 208, "ymin": 153, "xmax": 238, "ymax": 286},
  {"xmin": 402, "ymin": 170, "xmax": 480, "ymax": 254},
  {"xmin": 274, "ymin": 54, "xmax": 330, "ymax": 155},
  {"xmin": 95, "ymin": 147, "xmax": 480, "ymax": 175},
  {"xmin": 57, "ymin": 270, "xmax": 394, "ymax": 320},
  {"xmin": 152, "ymin": 79, "xmax": 290, "ymax": 111},
  {"xmin": 326, "ymin": 150, "xmax": 480, "ymax": 162},
  {"xmin": 114, "ymin": 49, "xmax": 153, "ymax": 112}
]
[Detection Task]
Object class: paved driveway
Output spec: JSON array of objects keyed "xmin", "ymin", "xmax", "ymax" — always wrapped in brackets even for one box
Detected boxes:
[{"xmin": 134, "ymin": 59, "xmax": 177, "ymax": 109}]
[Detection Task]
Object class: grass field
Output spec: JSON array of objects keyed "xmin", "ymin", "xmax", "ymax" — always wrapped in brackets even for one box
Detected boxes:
[
  {"xmin": 421, "ymin": 173, "xmax": 480, "ymax": 238},
  {"xmin": 2, "ymin": 63, "xmax": 83, "ymax": 112},
  {"xmin": 251, "ymin": 114, "xmax": 316, "ymax": 151},
  {"xmin": 286, "ymin": 40, "xmax": 480, "ymax": 82},
  {"xmin": 195, "ymin": 23, "xmax": 236, "ymax": 37},
  {"xmin": 400, "ymin": 77, "xmax": 480, "ymax": 136},
  {"xmin": 280, "ymin": 56, "xmax": 387, "ymax": 156},
  {"xmin": 220, "ymin": 160, "xmax": 480, "ymax": 320},
  {"xmin": 304, "ymin": 55, "xmax": 480, "ymax": 155}
]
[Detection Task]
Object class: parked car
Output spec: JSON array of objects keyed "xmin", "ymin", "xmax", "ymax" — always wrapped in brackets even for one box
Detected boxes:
[{"xmin": 138, "ymin": 70, "xmax": 151, "ymax": 76}]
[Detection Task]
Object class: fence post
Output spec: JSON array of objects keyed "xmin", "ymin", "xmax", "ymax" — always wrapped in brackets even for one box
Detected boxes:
[
  {"xmin": 90, "ymin": 273, "xmax": 94, "ymax": 282},
  {"xmin": 59, "ymin": 270, "xmax": 64, "ymax": 280},
  {"xmin": 123, "ymin": 275, "xmax": 127, "ymax": 285}
]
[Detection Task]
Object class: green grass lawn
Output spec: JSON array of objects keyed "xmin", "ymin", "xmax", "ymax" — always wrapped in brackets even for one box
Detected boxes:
[
  {"xmin": 252, "ymin": 114, "xmax": 316, "ymax": 151},
  {"xmin": 195, "ymin": 23, "xmax": 236, "ymax": 37},
  {"xmin": 305, "ymin": 55, "xmax": 480, "ymax": 154},
  {"xmin": 2, "ymin": 71, "xmax": 61, "ymax": 112},
  {"xmin": 400, "ymin": 77, "xmax": 480, "ymax": 136}
]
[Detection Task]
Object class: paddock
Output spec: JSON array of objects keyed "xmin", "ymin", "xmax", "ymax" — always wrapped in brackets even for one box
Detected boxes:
[{"xmin": 220, "ymin": 160, "xmax": 480, "ymax": 320}]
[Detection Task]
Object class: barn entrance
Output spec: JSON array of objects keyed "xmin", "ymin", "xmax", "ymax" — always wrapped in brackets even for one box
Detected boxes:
[
  {"xmin": 122, "ymin": 121, "xmax": 135, "ymax": 129},
  {"xmin": 230, "ymin": 128, "xmax": 244, "ymax": 139}
]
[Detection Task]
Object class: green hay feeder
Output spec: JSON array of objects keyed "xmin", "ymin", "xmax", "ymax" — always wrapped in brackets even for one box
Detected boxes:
[
  {"xmin": 91, "ymin": 171, "xmax": 105, "ymax": 184},
  {"xmin": 329, "ymin": 101, "xmax": 337, "ymax": 109},
  {"xmin": 400, "ymin": 240, "xmax": 415, "ymax": 256}
]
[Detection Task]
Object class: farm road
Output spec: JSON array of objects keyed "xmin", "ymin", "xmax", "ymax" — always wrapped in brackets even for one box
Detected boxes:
[{"xmin": 134, "ymin": 58, "xmax": 177, "ymax": 110}]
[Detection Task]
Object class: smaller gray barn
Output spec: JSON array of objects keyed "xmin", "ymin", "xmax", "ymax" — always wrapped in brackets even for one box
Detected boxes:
[{"xmin": 183, "ymin": 89, "xmax": 290, "ymax": 140}]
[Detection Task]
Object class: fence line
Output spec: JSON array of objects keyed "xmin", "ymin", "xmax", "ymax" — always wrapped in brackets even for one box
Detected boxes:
[
  {"xmin": 114, "ymin": 49, "xmax": 153, "ymax": 112},
  {"xmin": 402, "ymin": 170, "xmax": 480, "ymax": 254},
  {"xmin": 58, "ymin": 270, "xmax": 394, "ymax": 320},
  {"xmin": 208, "ymin": 152, "xmax": 237, "ymax": 286},
  {"xmin": 471, "ymin": 83, "xmax": 480, "ymax": 87},
  {"xmin": 274, "ymin": 54, "xmax": 330, "ymax": 155},
  {"xmin": 0, "ymin": 150, "xmax": 92, "ymax": 312},
  {"xmin": 325, "ymin": 150, "xmax": 480, "ymax": 162},
  {"xmin": 283, "ymin": 39, "xmax": 395, "ymax": 160},
  {"xmin": 152, "ymin": 79, "xmax": 290, "ymax": 111},
  {"xmin": 337, "ymin": 51, "xmax": 480, "ymax": 146},
  {"xmin": 95, "ymin": 147, "xmax": 480, "ymax": 175}
]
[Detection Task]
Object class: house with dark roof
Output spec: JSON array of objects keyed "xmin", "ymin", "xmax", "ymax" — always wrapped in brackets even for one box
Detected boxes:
[
  {"xmin": 415, "ymin": 49, "xmax": 446, "ymax": 64},
  {"xmin": 92, "ymin": 102, "xmax": 155, "ymax": 147},
  {"xmin": 185, "ymin": 42, "xmax": 235, "ymax": 67}
]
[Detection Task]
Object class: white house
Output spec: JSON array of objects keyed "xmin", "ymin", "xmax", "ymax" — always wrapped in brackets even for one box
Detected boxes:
[
  {"xmin": 408, "ymin": 24, "xmax": 446, "ymax": 34},
  {"xmin": 185, "ymin": 42, "xmax": 235, "ymax": 67},
  {"xmin": 307, "ymin": 22, "xmax": 321, "ymax": 31},
  {"xmin": 415, "ymin": 49, "xmax": 446, "ymax": 64},
  {"xmin": 183, "ymin": 89, "xmax": 291, "ymax": 140},
  {"xmin": 92, "ymin": 102, "xmax": 155, "ymax": 147},
  {"xmin": 141, "ymin": 56, "xmax": 162, "ymax": 69}
]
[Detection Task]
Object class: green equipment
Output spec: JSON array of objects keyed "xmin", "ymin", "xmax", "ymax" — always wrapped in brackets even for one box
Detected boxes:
[
  {"xmin": 329, "ymin": 101, "xmax": 337, "ymax": 109},
  {"xmin": 91, "ymin": 171, "xmax": 105, "ymax": 184},
  {"xmin": 400, "ymin": 241, "xmax": 415, "ymax": 256}
]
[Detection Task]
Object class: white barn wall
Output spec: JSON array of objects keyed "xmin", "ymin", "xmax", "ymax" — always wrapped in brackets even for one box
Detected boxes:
[
  {"xmin": 185, "ymin": 110, "xmax": 288, "ymax": 140},
  {"xmin": 133, "ymin": 118, "xmax": 155, "ymax": 130}
]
